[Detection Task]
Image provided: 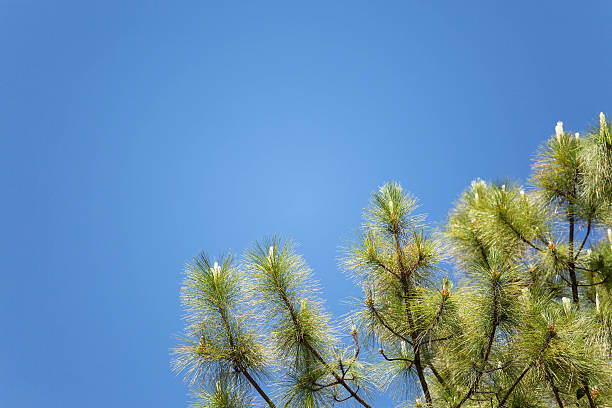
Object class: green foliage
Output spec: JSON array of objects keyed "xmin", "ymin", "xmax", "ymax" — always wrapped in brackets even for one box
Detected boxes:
[
  {"xmin": 172, "ymin": 253, "xmax": 269, "ymax": 403},
  {"xmin": 191, "ymin": 380, "xmax": 254, "ymax": 408},
  {"xmin": 173, "ymin": 113, "xmax": 611, "ymax": 408},
  {"xmin": 581, "ymin": 113, "xmax": 612, "ymax": 205},
  {"xmin": 245, "ymin": 238, "xmax": 336, "ymax": 366}
]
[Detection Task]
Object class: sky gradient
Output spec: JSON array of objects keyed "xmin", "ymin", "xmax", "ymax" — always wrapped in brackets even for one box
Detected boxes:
[{"xmin": 1, "ymin": 1, "xmax": 611, "ymax": 406}]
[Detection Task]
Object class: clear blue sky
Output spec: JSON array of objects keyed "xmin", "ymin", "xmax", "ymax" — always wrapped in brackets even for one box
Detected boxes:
[{"xmin": 1, "ymin": 1, "xmax": 611, "ymax": 407}]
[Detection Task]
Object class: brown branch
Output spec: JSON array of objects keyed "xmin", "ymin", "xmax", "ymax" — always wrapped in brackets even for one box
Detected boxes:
[
  {"xmin": 368, "ymin": 301, "xmax": 413, "ymax": 344},
  {"xmin": 568, "ymin": 201, "xmax": 579, "ymax": 305},
  {"xmin": 279, "ymin": 292, "xmax": 371, "ymax": 408},
  {"xmin": 414, "ymin": 295, "xmax": 448, "ymax": 350},
  {"xmin": 217, "ymin": 296, "xmax": 277, "ymax": 408},
  {"xmin": 282, "ymin": 390, "xmax": 298, "ymax": 408},
  {"xmin": 497, "ymin": 324, "xmax": 556, "ymax": 407},
  {"xmin": 240, "ymin": 366, "xmax": 278, "ymax": 408},
  {"xmin": 429, "ymin": 335, "xmax": 453, "ymax": 343},
  {"xmin": 454, "ymin": 282, "xmax": 499, "ymax": 408},
  {"xmin": 482, "ymin": 361, "xmax": 512, "ymax": 374},
  {"xmin": 498, "ymin": 212, "xmax": 545, "ymax": 252},
  {"xmin": 469, "ymin": 226, "xmax": 491, "ymax": 270},
  {"xmin": 379, "ymin": 348, "xmax": 413, "ymax": 364},
  {"xmin": 574, "ymin": 264, "xmax": 596, "ymax": 273},
  {"xmin": 374, "ymin": 259, "xmax": 400, "ymax": 279},
  {"xmin": 497, "ymin": 362, "xmax": 533, "ymax": 408},
  {"xmin": 430, "ymin": 363, "xmax": 450, "ymax": 394},
  {"xmin": 575, "ymin": 218, "xmax": 592, "ymax": 259},
  {"xmin": 393, "ymin": 229, "xmax": 432, "ymax": 406},
  {"xmin": 341, "ymin": 331, "xmax": 361, "ymax": 377},
  {"xmin": 334, "ymin": 386, "xmax": 360, "ymax": 402},
  {"xmin": 302, "ymin": 344, "xmax": 372, "ymax": 408},
  {"xmin": 583, "ymin": 384, "xmax": 596, "ymax": 408},
  {"xmin": 578, "ymin": 276, "xmax": 608, "ymax": 287},
  {"xmin": 544, "ymin": 369, "xmax": 564, "ymax": 408},
  {"xmin": 311, "ymin": 377, "xmax": 355, "ymax": 392}
]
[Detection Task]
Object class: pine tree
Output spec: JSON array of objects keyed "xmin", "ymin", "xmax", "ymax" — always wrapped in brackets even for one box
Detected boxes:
[{"xmin": 173, "ymin": 113, "xmax": 611, "ymax": 407}]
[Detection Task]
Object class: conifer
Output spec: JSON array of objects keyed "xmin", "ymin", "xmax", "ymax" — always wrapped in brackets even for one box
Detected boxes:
[{"xmin": 173, "ymin": 113, "xmax": 611, "ymax": 407}]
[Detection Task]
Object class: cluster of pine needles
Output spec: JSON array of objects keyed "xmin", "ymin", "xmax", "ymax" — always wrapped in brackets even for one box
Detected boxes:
[{"xmin": 173, "ymin": 113, "xmax": 612, "ymax": 408}]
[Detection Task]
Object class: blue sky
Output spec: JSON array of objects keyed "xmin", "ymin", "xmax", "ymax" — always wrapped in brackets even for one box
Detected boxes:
[{"xmin": 1, "ymin": 1, "xmax": 611, "ymax": 407}]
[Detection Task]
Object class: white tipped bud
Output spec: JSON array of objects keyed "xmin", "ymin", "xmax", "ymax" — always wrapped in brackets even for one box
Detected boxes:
[
  {"xmin": 269, "ymin": 246, "xmax": 274, "ymax": 258},
  {"xmin": 608, "ymin": 228, "xmax": 612, "ymax": 243},
  {"xmin": 212, "ymin": 261, "xmax": 220, "ymax": 277},
  {"xmin": 555, "ymin": 121, "xmax": 564, "ymax": 142},
  {"xmin": 300, "ymin": 299, "xmax": 307, "ymax": 311},
  {"xmin": 388, "ymin": 200, "xmax": 394, "ymax": 214},
  {"xmin": 595, "ymin": 291, "xmax": 600, "ymax": 314},
  {"xmin": 502, "ymin": 184, "xmax": 506, "ymax": 192},
  {"xmin": 415, "ymin": 397, "xmax": 422, "ymax": 407},
  {"xmin": 216, "ymin": 380, "xmax": 221, "ymax": 393},
  {"xmin": 401, "ymin": 341, "xmax": 406, "ymax": 354},
  {"xmin": 474, "ymin": 192, "xmax": 479, "ymax": 202},
  {"xmin": 587, "ymin": 249, "xmax": 592, "ymax": 255},
  {"xmin": 497, "ymin": 360, "xmax": 502, "ymax": 369},
  {"xmin": 350, "ymin": 324, "xmax": 357, "ymax": 335},
  {"xmin": 562, "ymin": 297, "xmax": 571, "ymax": 313},
  {"xmin": 601, "ymin": 112, "xmax": 606, "ymax": 128},
  {"xmin": 575, "ymin": 132, "xmax": 580, "ymax": 140},
  {"xmin": 520, "ymin": 189, "xmax": 525, "ymax": 198},
  {"xmin": 441, "ymin": 280, "xmax": 450, "ymax": 297}
]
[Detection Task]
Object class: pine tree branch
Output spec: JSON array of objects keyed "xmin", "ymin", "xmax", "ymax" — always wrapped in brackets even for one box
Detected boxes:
[
  {"xmin": 454, "ymin": 281, "xmax": 499, "ymax": 408},
  {"xmin": 498, "ymin": 211, "xmax": 545, "ymax": 252},
  {"xmin": 379, "ymin": 348, "xmax": 413, "ymax": 364},
  {"xmin": 240, "ymin": 366, "xmax": 277, "ymax": 408},
  {"xmin": 334, "ymin": 386, "xmax": 361, "ymax": 402},
  {"xmin": 496, "ymin": 323, "xmax": 556, "ymax": 407},
  {"xmin": 575, "ymin": 218, "xmax": 592, "ymax": 259},
  {"xmin": 583, "ymin": 384, "xmax": 596, "ymax": 408},
  {"xmin": 429, "ymin": 363, "xmax": 450, "ymax": 394},
  {"xmin": 374, "ymin": 259, "xmax": 400, "ymax": 279},
  {"xmin": 392, "ymin": 229, "xmax": 432, "ymax": 406},
  {"xmin": 544, "ymin": 369, "xmax": 564, "ymax": 408},
  {"xmin": 368, "ymin": 300, "xmax": 413, "ymax": 345},
  {"xmin": 217, "ymin": 294, "xmax": 277, "ymax": 408},
  {"xmin": 340, "ymin": 331, "xmax": 361, "ymax": 377},
  {"xmin": 282, "ymin": 390, "xmax": 298, "ymax": 408},
  {"xmin": 577, "ymin": 277, "xmax": 608, "ymax": 287},
  {"xmin": 279, "ymin": 292, "xmax": 371, "ymax": 408},
  {"xmin": 302, "ymin": 341, "xmax": 371, "ymax": 407},
  {"xmin": 496, "ymin": 362, "xmax": 533, "ymax": 408},
  {"xmin": 311, "ymin": 378, "xmax": 352, "ymax": 391},
  {"xmin": 469, "ymin": 226, "xmax": 490, "ymax": 269},
  {"xmin": 556, "ymin": 272, "xmax": 606, "ymax": 288},
  {"xmin": 414, "ymin": 295, "xmax": 448, "ymax": 350},
  {"xmin": 568, "ymin": 201, "xmax": 579, "ymax": 305},
  {"xmin": 481, "ymin": 361, "xmax": 511, "ymax": 374}
]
